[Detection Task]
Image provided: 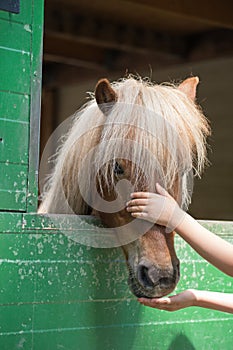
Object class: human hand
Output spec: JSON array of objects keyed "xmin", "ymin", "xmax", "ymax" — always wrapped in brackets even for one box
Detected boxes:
[
  {"xmin": 126, "ymin": 183, "xmax": 184, "ymax": 230},
  {"xmin": 138, "ymin": 289, "xmax": 197, "ymax": 312}
]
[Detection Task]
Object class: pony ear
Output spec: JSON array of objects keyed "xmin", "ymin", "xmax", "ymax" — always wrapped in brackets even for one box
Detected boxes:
[
  {"xmin": 178, "ymin": 77, "xmax": 199, "ymax": 101},
  {"xmin": 95, "ymin": 79, "xmax": 117, "ymax": 110}
]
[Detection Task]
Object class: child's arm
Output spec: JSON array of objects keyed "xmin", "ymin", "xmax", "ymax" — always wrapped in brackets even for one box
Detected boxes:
[
  {"xmin": 138, "ymin": 290, "xmax": 233, "ymax": 314},
  {"xmin": 126, "ymin": 183, "xmax": 233, "ymax": 277},
  {"xmin": 174, "ymin": 212, "xmax": 233, "ymax": 277}
]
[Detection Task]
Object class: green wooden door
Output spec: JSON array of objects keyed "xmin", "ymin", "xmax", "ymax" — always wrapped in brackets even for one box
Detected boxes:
[
  {"xmin": 0, "ymin": 216, "xmax": 233, "ymax": 350},
  {"xmin": 0, "ymin": 0, "xmax": 43, "ymax": 212}
]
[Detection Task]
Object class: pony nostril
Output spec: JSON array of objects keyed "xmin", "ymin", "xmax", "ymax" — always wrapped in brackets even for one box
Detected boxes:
[
  {"xmin": 137, "ymin": 260, "xmax": 178, "ymax": 290},
  {"xmin": 137, "ymin": 265, "xmax": 154, "ymax": 289},
  {"xmin": 176, "ymin": 261, "xmax": 180, "ymax": 278},
  {"xmin": 173, "ymin": 260, "xmax": 180, "ymax": 280},
  {"xmin": 159, "ymin": 277, "xmax": 172, "ymax": 287}
]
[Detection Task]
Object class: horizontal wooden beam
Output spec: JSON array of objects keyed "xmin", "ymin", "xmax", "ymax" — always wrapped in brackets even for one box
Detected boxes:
[
  {"xmin": 47, "ymin": 0, "xmax": 215, "ymax": 33},
  {"xmin": 43, "ymin": 30, "xmax": 184, "ymax": 71},
  {"xmin": 43, "ymin": 3, "xmax": 233, "ymax": 88},
  {"xmin": 44, "ymin": 32, "xmax": 106, "ymax": 66},
  {"xmin": 47, "ymin": 0, "xmax": 233, "ymax": 32},
  {"xmin": 123, "ymin": 0, "xmax": 233, "ymax": 28},
  {"xmin": 43, "ymin": 28, "xmax": 233, "ymax": 88}
]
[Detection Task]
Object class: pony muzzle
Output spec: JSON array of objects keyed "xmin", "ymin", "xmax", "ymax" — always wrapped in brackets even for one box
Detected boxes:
[
  {"xmin": 127, "ymin": 257, "xmax": 180, "ymax": 298},
  {"xmin": 137, "ymin": 259, "xmax": 179, "ymax": 291}
]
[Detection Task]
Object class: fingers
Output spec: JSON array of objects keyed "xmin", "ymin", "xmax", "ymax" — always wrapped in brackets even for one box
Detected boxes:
[
  {"xmin": 130, "ymin": 192, "xmax": 150, "ymax": 199},
  {"xmin": 126, "ymin": 198, "xmax": 149, "ymax": 207},
  {"xmin": 131, "ymin": 187, "xmax": 173, "ymax": 201},
  {"xmin": 138, "ymin": 297, "xmax": 171, "ymax": 309},
  {"xmin": 126, "ymin": 205, "xmax": 146, "ymax": 213},
  {"xmin": 131, "ymin": 212, "xmax": 149, "ymax": 220},
  {"xmin": 138, "ymin": 291, "xmax": 193, "ymax": 312},
  {"xmin": 156, "ymin": 183, "xmax": 172, "ymax": 199},
  {"xmin": 126, "ymin": 199, "xmax": 148, "ymax": 214}
]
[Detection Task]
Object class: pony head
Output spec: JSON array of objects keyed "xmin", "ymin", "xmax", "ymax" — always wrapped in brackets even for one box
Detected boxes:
[{"xmin": 40, "ymin": 76, "xmax": 210, "ymax": 298}]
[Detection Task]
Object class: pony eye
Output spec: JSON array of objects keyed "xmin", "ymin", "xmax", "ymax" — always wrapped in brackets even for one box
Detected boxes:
[{"xmin": 114, "ymin": 162, "xmax": 124, "ymax": 175}]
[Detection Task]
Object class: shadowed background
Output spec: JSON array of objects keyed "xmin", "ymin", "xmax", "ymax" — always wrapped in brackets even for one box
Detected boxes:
[{"xmin": 40, "ymin": 0, "xmax": 233, "ymax": 220}]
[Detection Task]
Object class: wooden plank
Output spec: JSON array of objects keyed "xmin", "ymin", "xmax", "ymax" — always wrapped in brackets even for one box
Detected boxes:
[
  {"xmin": 21, "ymin": 240, "xmax": 233, "ymax": 304},
  {"xmin": 0, "ymin": 231, "xmax": 38, "ymax": 260},
  {"xmin": 43, "ymin": 29, "xmax": 181, "ymax": 69},
  {"xmin": 124, "ymin": 0, "xmax": 233, "ymax": 28},
  {"xmin": 0, "ymin": 219, "xmax": 232, "ymax": 348},
  {"xmin": 48, "ymin": 0, "xmax": 232, "ymax": 33},
  {"xmin": 31, "ymin": 320, "xmax": 233, "ymax": 350},
  {"xmin": 0, "ymin": 261, "xmax": 37, "ymax": 304},
  {"xmin": 0, "ymin": 18, "xmax": 31, "ymax": 52},
  {"xmin": 0, "ymin": 212, "xmax": 22, "ymax": 232},
  {"xmin": 0, "ymin": 0, "xmax": 43, "ymax": 212},
  {"xmin": 0, "ymin": 335, "xmax": 32, "ymax": 350},
  {"xmin": 0, "ymin": 223, "xmax": 232, "ymax": 304},
  {"xmin": 44, "ymin": 31, "xmax": 105, "ymax": 67},
  {"xmin": 0, "ymin": 49, "xmax": 31, "ymax": 94},
  {"xmin": 26, "ymin": 0, "xmax": 44, "ymax": 212},
  {"xmin": 40, "ymin": 88, "xmax": 57, "ymax": 160},
  {"xmin": 0, "ymin": 163, "xmax": 27, "ymax": 211},
  {"xmin": 32, "ymin": 300, "xmax": 233, "ymax": 334},
  {"xmin": 22, "ymin": 213, "xmax": 103, "ymax": 232},
  {"xmin": 0, "ymin": 91, "xmax": 29, "ymax": 122},
  {"xmin": 0, "ymin": 304, "xmax": 33, "ymax": 334},
  {"xmin": 1, "ymin": 320, "xmax": 232, "ymax": 350},
  {"xmin": 21, "ymin": 214, "xmax": 233, "ymax": 236},
  {"xmin": 0, "ymin": 190, "xmax": 26, "ymax": 211},
  {"xmin": 0, "ymin": 119, "xmax": 29, "ymax": 163}
]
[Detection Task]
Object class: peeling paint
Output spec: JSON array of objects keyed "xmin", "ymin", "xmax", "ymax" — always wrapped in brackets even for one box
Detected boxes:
[{"xmin": 24, "ymin": 24, "xmax": 32, "ymax": 33}]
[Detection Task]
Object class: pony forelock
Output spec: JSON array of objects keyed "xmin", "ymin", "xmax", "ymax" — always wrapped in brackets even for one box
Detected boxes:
[{"xmin": 40, "ymin": 77, "xmax": 210, "ymax": 214}]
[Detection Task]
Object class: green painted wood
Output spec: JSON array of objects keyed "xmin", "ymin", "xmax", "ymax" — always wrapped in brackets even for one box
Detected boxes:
[
  {"xmin": 29, "ymin": 320, "xmax": 233, "ymax": 350},
  {"xmin": 0, "ymin": 91, "xmax": 30, "ymax": 122},
  {"xmin": 0, "ymin": 260, "xmax": 37, "ymax": 304},
  {"xmin": 0, "ymin": 163, "xmax": 27, "ymax": 211},
  {"xmin": 31, "ymin": 311, "xmax": 233, "ymax": 350},
  {"xmin": 0, "ymin": 186, "xmax": 26, "ymax": 211},
  {"xmin": 0, "ymin": 48, "xmax": 31, "ymax": 94},
  {"xmin": 0, "ymin": 215, "xmax": 232, "ymax": 349},
  {"xmin": 0, "ymin": 1, "xmax": 32, "ymax": 25},
  {"xmin": 0, "ymin": 304, "xmax": 33, "ymax": 333},
  {"xmin": 0, "ymin": 229, "xmax": 232, "ymax": 303},
  {"xmin": 199, "ymin": 219, "xmax": 233, "ymax": 237},
  {"xmin": 31, "ymin": 293, "xmax": 233, "ymax": 329},
  {"xmin": 0, "ymin": 212, "xmax": 22, "ymax": 232},
  {"xmin": 0, "ymin": 19, "xmax": 31, "ymax": 52},
  {"xmin": 26, "ymin": 0, "xmax": 44, "ymax": 212},
  {"xmin": 0, "ymin": 119, "xmax": 29, "ymax": 163},
  {"xmin": 0, "ymin": 0, "xmax": 43, "ymax": 212},
  {"xmin": 0, "ymin": 335, "xmax": 32, "ymax": 350}
]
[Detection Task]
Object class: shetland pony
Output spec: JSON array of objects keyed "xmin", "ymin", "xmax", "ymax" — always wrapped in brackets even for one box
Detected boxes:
[{"xmin": 39, "ymin": 76, "xmax": 209, "ymax": 298}]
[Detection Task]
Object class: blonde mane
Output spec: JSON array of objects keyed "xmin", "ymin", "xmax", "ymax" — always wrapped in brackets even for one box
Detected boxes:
[{"xmin": 39, "ymin": 77, "xmax": 210, "ymax": 215}]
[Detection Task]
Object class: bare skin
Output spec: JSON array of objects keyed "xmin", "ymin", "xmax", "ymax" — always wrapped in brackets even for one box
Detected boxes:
[{"xmin": 126, "ymin": 183, "xmax": 233, "ymax": 313}]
